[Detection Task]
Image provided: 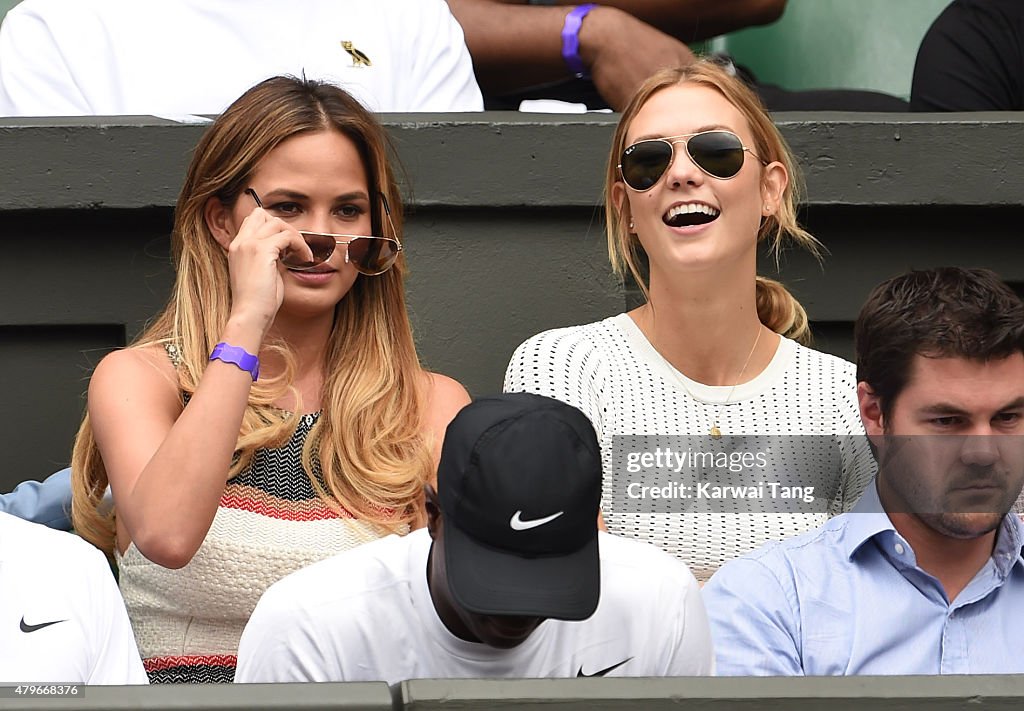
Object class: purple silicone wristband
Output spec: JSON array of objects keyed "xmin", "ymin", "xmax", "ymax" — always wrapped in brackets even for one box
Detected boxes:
[
  {"xmin": 209, "ymin": 342, "xmax": 260, "ymax": 382},
  {"xmin": 561, "ymin": 4, "xmax": 598, "ymax": 79}
]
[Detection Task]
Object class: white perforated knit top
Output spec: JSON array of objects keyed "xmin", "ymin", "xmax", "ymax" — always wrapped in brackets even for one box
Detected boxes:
[{"xmin": 504, "ymin": 313, "xmax": 876, "ymax": 581}]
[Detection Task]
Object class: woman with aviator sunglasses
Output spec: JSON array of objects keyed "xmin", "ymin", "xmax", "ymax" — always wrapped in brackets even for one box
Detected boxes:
[
  {"xmin": 69, "ymin": 76, "xmax": 469, "ymax": 683},
  {"xmin": 505, "ymin": 61, "xmax": 875, "ymax": 582}
]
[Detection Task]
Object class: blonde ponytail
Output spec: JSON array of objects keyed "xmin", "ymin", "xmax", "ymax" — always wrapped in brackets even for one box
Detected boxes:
[{"xmin": 755, "ymin": 276, "xmax": 811, "ymax": 345}]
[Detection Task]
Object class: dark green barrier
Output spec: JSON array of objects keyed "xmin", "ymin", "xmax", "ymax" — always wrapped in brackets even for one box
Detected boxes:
[
  {"xmin": 1, "ymin": 113, "xmax": 1023, "ymax": 488},
  {"xmin": 3, "ymin": 676, "xmax": 1024, "ymax": 711}
]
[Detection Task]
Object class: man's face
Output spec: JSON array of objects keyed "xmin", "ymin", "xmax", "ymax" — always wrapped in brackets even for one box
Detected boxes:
[
  {"xmin": 452, "ymin": 609, "xmax": 544, "ymax": 650},
  {"xmin": 860, "ymin": 353, "xmax": 1024, "ymax": 538},
  {"xmin": 425, "ymin": 486, "xmax": 546, "ymax": 649}
]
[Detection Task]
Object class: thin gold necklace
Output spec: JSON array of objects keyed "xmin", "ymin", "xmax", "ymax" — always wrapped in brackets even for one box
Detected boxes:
[
  {"xmin": 638, "ymin": 310, "xmax": 764, "ymax": 439},
  {"xmin": 708, "ymin": 325, "xmax": 762, "ymax": 439}
]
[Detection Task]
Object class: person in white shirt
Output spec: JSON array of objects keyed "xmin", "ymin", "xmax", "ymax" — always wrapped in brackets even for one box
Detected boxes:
[
  {"xmin": 235, "ymin": 393, "xmax": 713, "ymax": 684},
  {"xmin": 0, "ymin": 0, "xmax": 482, "ymax": 117},
  {"xmin": 0, "ymin": 512, "xmax": 147, "ymax": 684},
  {"xmin": 504, "ymin": 60, "xmax": 876, "ymax": 581}
]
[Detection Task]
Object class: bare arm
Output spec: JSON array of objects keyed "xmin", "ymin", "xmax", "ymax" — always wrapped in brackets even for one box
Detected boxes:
[
  {"xmin": 448, "ymin": 1, "xmax": 697, "ymax": 110},
  {"xmin": 574, "ymin": 0, "xmax": 786, "ymax": 40},
  {"xmin": 89, "ymin": 339, "xmax": 255, "ymax": 569},
  {"xmin": 90, "ymin": 207, "xmax": 311, "ymax": 568},
  {"xmin": 462, "ymin": 0, "xmax": 787, "ymax": 43}
]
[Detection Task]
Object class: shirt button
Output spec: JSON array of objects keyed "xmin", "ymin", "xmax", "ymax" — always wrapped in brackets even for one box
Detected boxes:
[{"xmin": 894, "ymin": 543, "xmax": 905, "ymax": 555}]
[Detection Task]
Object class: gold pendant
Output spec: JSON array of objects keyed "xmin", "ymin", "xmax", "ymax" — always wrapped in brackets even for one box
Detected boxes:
[{"xmin": 710, "ymin": 426, "xmax": 722, "ymax": 439}]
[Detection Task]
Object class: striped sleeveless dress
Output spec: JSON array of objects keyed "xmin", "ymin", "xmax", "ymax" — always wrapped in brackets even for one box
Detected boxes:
[{"xmin": 117, "ymin": 344, "xmax": 401, "ymax": 683}]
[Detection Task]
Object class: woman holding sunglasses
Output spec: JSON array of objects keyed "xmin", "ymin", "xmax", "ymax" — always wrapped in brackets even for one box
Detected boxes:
[
  {"xmin": 505, "ymin": 61, "xmax": 874, "ymax": 582},
  {"xmin": 69, "ymin": 76, "xmax": 469, "ymax": 683}
]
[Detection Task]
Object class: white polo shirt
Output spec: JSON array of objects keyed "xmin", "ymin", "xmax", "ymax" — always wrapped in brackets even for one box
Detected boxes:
[
  {"xmin": 235, "ymin": 529, "xmax": 713, "ymax": 683},
  {"xmin": 0, "ymin": 512, "xmax": 147, "ymax": 684},
  {"xmin": 0, "ymin": 0, "xmax": 483, "ymax": 117}
]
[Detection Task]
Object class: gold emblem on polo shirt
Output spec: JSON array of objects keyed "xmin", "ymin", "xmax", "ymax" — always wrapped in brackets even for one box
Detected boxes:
[{"xmin": 341, "ymin": 41, "xmax": 372, "ymax": 67}]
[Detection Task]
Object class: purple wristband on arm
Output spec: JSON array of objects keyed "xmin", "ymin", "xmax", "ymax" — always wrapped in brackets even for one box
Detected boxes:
[
  {"xmin": 210, "ymin": 342, "xmax": 260, "ymax": 381},
  {"xmin": 562, "ymin": 4, "xmax": 598, "ymax": 79}
]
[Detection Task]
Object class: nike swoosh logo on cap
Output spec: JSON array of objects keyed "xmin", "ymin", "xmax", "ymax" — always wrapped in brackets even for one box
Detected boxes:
[
  {"xmin": 20, "ymin": 617, "xmax": 66, "ymax": 633},
  {"xmin": 577, "ymin": 657, "xmax": 633, "ymax": 677},
  {"xmin": 509, "ymin": 510, "xmax": 564, "ymax": 531}
]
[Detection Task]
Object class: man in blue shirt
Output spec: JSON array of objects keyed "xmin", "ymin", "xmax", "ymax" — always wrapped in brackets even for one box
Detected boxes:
[
  {"xmin": 704, "ymin": 267, "xmax": 1024, "ymax": 675},
  {"xmin": 0, "ymin": 468, "xmax": 73, "ymax": 530}
]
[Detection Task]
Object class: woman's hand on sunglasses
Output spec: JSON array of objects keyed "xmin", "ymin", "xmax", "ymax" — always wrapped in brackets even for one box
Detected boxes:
[{"xmin": 224, "ymin": 205, "xmax": 315, "ymax": 338}]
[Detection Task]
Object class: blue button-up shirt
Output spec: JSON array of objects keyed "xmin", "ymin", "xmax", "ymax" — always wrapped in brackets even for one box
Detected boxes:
[
  {"xmin": 0, "ymin": 468, "xmax": 72, "ymax": 530},
  {"xmin": 703, "ymin": 482, "xmax": 1024, "ymax": 675}
]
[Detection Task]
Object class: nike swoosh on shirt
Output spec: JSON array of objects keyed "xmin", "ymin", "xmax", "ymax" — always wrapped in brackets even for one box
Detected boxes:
[
  {"xmin": 577, "ymin": 657, "xmax": 633, "ymax": 677},
  {"xmin": 20, "ymin": 617, "xmax": 66, "ymax": 633},
  {"xmin": 509, "ymin": 510, "xmax": 564, "ymax": 531}
]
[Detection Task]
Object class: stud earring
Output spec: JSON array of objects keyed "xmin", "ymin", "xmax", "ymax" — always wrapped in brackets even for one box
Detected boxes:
[{"xmin": 628, "ymin": 219, "xmax": 635, "ymax": 230}]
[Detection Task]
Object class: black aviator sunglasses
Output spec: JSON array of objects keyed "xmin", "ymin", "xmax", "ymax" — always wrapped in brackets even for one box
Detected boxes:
[
  {"xmin": 244, "ymin": 188, "xmax": 402, "ymax": 276},
  {"xmin": 618, "ymin": 130, "xmax": 767, "ymax": 192}
]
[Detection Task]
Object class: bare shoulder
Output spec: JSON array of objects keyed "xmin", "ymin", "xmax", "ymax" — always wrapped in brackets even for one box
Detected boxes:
[
  {"xmin": 91, "ymin": 343, "xmax": 178, "ymax": 388},
  {"xmin": 420, "ymin": 371, "xmax": 471, "ymax": 423},
  {"xmin": 87, "ymin": 345, "xmax": 186, "ymax": 517},
  {"xmin": 88, "ymin": 344, "xmax": 182, "ymax": 417},
  {"xmin": 418, "ymin": 371, "xmax": 471, "ymax": 478}
]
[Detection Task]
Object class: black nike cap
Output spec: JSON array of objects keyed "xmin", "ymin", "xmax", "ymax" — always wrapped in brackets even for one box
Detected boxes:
[{"xmin": 438, "ymin": 392, "xmax": 602, "ymax": 621}]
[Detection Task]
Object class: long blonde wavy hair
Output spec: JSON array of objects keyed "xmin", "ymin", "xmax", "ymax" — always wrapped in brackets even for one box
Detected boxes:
[
  {"xmin": 71, "ymin": 76, "xmax": 432, "ymax": 557},
  {"xmin": 605, "ymin": 61, "xmax": 820, "ymax": 344}
]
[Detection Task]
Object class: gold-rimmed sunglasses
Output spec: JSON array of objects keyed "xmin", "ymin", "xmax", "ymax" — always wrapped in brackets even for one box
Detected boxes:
[
  {"xmin": 244, "ymin": 188, "xmax": 403, "ymax": 276},
  {"xmin": 618, "ymin": 130, "xmax": 767, "ymax": 192}
]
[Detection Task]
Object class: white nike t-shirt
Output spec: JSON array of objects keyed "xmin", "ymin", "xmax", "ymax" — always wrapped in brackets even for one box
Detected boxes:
[
  {"xmin": 235, "ymin": 529, "xmax": 713, "ymax": 683},
  {"xmin": 0, "ymin": 512, "xmax": 147, "ymax": 684}
]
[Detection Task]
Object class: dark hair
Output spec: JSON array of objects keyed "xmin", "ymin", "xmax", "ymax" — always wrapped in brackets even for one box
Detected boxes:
[{"xmin": 855, "ymin": 267, "xmax": 1024, "ymax": 419}]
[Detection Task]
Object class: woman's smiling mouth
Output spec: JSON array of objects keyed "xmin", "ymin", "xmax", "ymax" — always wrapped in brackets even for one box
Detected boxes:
[{"xmin": 663, "ymin": 202, "xmax": 720, "ymax": 228}]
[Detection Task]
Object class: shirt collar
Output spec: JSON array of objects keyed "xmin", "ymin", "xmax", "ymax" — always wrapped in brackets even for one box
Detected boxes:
[
  {"xmin": 843, "ymin": 479, "xmax": 898, "ymax": 560},
  {"xmin": 842, "ymin": 479, "xmax": 1024, "ymax": 572},
  {"xmin": 992, "ymin": 513, "xmax": 1024, "ymax": 577}
]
